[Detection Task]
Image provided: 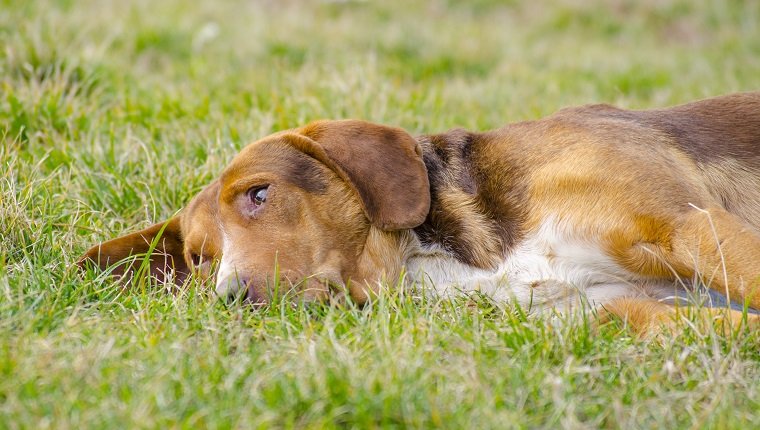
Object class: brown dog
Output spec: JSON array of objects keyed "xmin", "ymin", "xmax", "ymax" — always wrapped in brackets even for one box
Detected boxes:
[{"xmin": 80, "ymin": 93, "xmax": 760, "ymax": 333}]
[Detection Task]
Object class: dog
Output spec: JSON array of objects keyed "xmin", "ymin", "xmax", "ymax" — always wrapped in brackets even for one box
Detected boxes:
[{"xmin": 80, "ymin": 92, "xmax": 760, "ymax": 333}]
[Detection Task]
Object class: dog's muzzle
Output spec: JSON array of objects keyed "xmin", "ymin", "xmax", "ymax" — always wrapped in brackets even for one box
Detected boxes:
[
  {"xmin": 215, "ymin": 274, "xmax": 242, "ymax": 300},
  {"xmin": 215, "ymin": 274, "xmax": 258, "ymax": 303}
]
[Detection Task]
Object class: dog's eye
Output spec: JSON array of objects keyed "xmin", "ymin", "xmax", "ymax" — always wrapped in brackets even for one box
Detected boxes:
[{"xmin": 247, "ymin": 186, "xmax": 268, "ymax": 208}]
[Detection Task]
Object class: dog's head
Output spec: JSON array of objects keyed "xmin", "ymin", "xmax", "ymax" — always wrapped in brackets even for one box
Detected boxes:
[
  {"xmin": 77, "ymin": 181, "xmax": 222, "ymax": 285},
  {"xmin": 214, "ymin": 120, "xmax": 429, "ymax": 303},
  {"xmin": 79, "ymin": 120, "xmax": 430, "ymax": 304}
]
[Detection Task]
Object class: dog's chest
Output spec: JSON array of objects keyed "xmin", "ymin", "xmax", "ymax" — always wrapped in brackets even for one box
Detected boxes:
[{"xmin": 406, "ymin": 218, "xmax": 638, "ymax": 307}]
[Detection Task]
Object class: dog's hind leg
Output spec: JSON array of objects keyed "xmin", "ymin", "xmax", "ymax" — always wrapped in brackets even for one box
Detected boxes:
[
  {"xmin": 667, "ymin": 206, "xmax": 760, "ymax": 311},
  {"xmin": 599, "ymin": 297, "xmax": 760, "ymax": 336}
]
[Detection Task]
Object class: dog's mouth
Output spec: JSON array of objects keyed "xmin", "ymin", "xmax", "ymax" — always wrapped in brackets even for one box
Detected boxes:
[{"xmin": 217, "ymin": 272, "xmax": 338, "ymax": 305}]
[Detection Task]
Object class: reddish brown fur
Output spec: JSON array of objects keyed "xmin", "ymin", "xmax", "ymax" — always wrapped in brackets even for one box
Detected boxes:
[
  {"xmin": 214, "ymin": 121, "xmax": 427, "ymax": 302},
  {"xmin": 80, "ymin": 93, "xmax": 760, "ymax": 335}
]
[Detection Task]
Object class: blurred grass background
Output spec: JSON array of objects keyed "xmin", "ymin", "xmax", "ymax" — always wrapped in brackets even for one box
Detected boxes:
[{"xmin": 1, "ymin": 0, "xmax": 760, "ymax": 428}]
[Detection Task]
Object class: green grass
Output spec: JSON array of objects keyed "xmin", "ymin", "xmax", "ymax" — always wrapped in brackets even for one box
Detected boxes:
[{"xmin": 2, "ymin": 0, "xmax": 760, "ymax": 428}]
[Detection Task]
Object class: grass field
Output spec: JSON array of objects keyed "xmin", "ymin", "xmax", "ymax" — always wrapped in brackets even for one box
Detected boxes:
[{"xmin": 2, "ymin": 0, "xmax": 760, "ymax": 428}]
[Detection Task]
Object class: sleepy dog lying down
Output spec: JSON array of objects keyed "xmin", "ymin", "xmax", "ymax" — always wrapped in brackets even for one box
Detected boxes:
[{"xmin": 80, "ymin": 92, "xmax": 760, "ymax": 333}]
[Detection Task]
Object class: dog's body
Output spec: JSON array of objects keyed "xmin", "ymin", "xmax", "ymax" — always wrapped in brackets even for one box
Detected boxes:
[
  {"xmin": 81, "ymin": 93, "xmax": 760, "ymax": 333},
  {"xmin": 408, "ymin": 94, "xmax": 760, "ymax": 310}
]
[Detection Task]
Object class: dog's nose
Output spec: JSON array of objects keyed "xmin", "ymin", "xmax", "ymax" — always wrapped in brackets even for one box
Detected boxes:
[{"xmin": 215, "ymin": 275, "xmax": 248, "ymax": 302}]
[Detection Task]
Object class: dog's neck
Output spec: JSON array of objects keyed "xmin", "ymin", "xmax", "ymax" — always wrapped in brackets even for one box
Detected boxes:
[{"xmin": 409, "ymin": 129, "xmax": 527, "ymax": 270}]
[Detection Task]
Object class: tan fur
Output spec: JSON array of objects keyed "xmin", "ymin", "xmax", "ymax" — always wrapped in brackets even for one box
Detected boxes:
[
  {"xmin": 600, "ymin": 298, "xmax": 760, "ymax": 336},
  {"xmin": 80, "ymin": 93, "xmax": 760, "ymax": 335},
  {"xmin": 214, "ymin": 125, "xmax": 415, "ymax": 303},
  {"xmin": 699, "ymin": 159, "xmax": 760, "ymax": 230}
]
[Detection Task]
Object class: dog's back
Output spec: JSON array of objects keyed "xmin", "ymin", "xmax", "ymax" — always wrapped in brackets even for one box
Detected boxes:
[{"xmin": 556, "ymin": 92, "xmax": 760, "ymax": 230}]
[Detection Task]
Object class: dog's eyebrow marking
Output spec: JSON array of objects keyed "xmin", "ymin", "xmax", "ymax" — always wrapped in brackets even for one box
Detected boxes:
[
  {"xmin": 276, "ymin": 152, "xmax": 329, "ymax": 194},
  {"xmin": 234, "ymin": 145, "xmax": 329, "ymax": 194}
]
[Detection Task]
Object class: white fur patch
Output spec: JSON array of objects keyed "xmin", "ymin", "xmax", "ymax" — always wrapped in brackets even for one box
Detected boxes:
[
  {"xmin": 215, "ymin": 231, "xmax": 238, "ymax": 297},
  {"xmin": 406, "ymin": 216, "xmax": 656, "ymax": 311}
]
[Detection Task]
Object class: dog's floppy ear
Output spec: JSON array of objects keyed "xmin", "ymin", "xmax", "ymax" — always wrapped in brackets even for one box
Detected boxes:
[
  {"xmin": 77, "ymin": 216, "xmax": 189, "ymax": 285},
  {"xmin": 294, "ymin": 119, "xmax": 430, "ymax": 231}
]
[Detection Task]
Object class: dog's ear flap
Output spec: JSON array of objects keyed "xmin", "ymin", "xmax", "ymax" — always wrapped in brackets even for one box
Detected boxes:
[
  {"xmin": 77, "ymin": 216, "xmax": 190, "ymax": 285},
  {"xmin": 294, "ymin": 120, "xmax": 430, "ymax": 231}
]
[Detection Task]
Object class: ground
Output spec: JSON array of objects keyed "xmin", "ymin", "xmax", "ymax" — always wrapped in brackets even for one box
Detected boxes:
[{"xmin": 2, "ymin": 0, "xmax": 760, "ymax": 428}]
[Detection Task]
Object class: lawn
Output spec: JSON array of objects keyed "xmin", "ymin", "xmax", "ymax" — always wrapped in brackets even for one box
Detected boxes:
[{"xmin": 2, "ymin": 0, "xmax": 760, "ymax": 428}]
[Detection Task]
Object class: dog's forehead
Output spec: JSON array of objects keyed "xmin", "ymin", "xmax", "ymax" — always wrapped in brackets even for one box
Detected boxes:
[
  {"xmin": 225, "ymin": 129, "xmax": 298, "ymax": 170},
  {"xmin": 222, "ymin": 137, "xmax": 292, "ymax": 180},
  {"xmin": 221, "ymin": 136, "xmax": 330, "ymax": 194}
]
